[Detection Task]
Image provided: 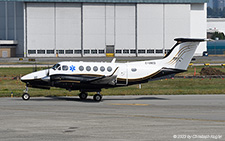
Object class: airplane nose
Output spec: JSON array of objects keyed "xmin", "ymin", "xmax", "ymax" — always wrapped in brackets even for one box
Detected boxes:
[
  {"xmin": 21, "ymin": 75, "xmax": 26, "ymax": 81},
  {"xmin": 20, "ymin": 75, "xmax": 28, "ymax": 83},
  {"xmin": 20, "ymin": 69, "xmax": 50, "ymax": 83}
]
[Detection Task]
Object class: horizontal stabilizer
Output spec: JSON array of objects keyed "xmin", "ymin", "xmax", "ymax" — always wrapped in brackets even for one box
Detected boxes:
[{"xmin": 174, "ymin": 38, "xmax": 206, "ymax": 43}]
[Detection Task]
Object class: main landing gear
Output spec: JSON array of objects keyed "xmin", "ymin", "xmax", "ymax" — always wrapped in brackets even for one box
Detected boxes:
[
  {"xmin": 79, "ymin": 92, "xmax": 88, "ymax": 100},
  {"xmin": 22, "ymin": 85, "xmax": 30, "ymax": 101},
  {"xmin": 93, "ymin": 92, "xmax": 102, "ymax": 102},
  {"xmin": 79, "ymin": 91, "xmax": 102, "ymax": 102}
]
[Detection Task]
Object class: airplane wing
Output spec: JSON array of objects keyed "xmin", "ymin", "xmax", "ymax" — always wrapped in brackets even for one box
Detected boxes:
[
  {"xmin": 50, "ymin": 67, "xmax": 118, "ymax": 85},
  {"xmin": 89, "ymin": 75, "xmax": 117, "ymax": 85}
]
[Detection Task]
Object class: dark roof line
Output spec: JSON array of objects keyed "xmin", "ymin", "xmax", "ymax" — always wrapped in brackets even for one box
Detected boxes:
[
  {"xmin": 0, "ymin": 0, "xmax": 208, "ymax": 4},
  {"xmin": 174, "ymin": 38, "xmax": 206, "ymax": 43}
]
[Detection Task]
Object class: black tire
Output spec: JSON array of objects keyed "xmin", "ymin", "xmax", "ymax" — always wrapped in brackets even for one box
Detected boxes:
[
  {"xmin": 93, "ymin": 94, "xmax": 102, "ymax": 102},
  {"xmin": 22, "ymin": 93, "xmax": 30, "ymax": 101},
  {"xmin": 79, "ymin": 92, "xmax": 88, "ymax": 100}
]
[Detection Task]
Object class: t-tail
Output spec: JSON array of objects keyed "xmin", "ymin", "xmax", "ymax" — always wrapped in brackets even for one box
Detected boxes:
[{"xmin": 158, "ymin": 38, "xmax": 206, "ymax": 70}]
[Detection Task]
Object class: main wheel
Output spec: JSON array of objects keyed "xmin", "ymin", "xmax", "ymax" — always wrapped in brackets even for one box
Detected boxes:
[
  {"xmin": 22, "ymin": 93, "xmax": 30, "ymax": 101},
  {"xmin": 93, "ymin": 94, "xmax": 102, "ymax": 102},
  {"xmin": 79, "ymin": 92, "xmax": 88, "ymax": 100}
]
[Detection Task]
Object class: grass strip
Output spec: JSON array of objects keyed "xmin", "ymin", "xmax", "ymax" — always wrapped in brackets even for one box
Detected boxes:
[{"xmin": 0, "ymin": 78, "xmax": 225, "ymax": 97}]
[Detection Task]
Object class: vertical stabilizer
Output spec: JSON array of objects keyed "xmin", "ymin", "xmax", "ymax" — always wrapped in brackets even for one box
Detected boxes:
[{"xmin": 161, "ymin": 38, "xmax": 205, "ymax": 70}]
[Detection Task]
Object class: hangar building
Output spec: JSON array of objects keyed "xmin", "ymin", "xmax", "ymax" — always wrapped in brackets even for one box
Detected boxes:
[{"xmin": 0, "ymin": 0, "xmax": 207, "ymax": 57}]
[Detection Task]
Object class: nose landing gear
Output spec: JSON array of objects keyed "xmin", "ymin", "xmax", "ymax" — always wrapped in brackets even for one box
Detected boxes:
[
  {"xmin": 22, "ymin": 93, "xmax": 30, "ymax": 100},
  {"xmin": 22, "ymin": 85, "xmax": 30, "ymax": 100}
]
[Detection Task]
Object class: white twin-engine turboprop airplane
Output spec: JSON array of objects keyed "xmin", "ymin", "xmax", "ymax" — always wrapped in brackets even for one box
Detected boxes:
[{"xmin": 21, "ymin": 38, "xmax": 205, "ymax": 101}]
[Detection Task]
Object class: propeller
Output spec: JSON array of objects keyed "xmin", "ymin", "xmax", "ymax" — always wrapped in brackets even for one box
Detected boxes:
[
  {"xmin": 30, "ymin": 58, "xmax": 37, "ymax": 72},
  {"xmin": 46, "ymin": 64, "xmax": 50, "ymax": 76},
  {"xmin": 42, "ymin": 64, "xmax": 50, "ymax": 82}
]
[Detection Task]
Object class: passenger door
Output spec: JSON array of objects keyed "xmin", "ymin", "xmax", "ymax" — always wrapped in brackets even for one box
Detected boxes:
[{"xmin": 116, "ymin": 64, "xmax": 128, "ymax": 85}]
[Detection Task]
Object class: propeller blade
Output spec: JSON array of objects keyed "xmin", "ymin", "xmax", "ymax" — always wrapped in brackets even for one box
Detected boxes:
[
  {"xmin": 41, "ymin": 76, "xmax": 50, "ymax": 82},
  {"xmin": 33, "ymin": 62, "xmax": 37, "ymax": 72},
  {"xmin": 46, "ymin": 64, "xmax": 50, "ymax": 76}
]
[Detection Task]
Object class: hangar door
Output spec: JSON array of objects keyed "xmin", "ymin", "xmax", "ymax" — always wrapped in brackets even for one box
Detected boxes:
[
  {"xmin": 82, "ymin": 4, "xmax": 135, "ymax": 57},
  {"xmin": 115, "ymin": 4, "xmax": 136, "ymax": 57},
  {"xmin": 26, "ymin": 3, "xmax": 81, "ymax": 57}
]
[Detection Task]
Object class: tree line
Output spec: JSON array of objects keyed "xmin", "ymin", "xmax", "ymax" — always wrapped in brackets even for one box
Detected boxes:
[{"xmin": 207, "ymin": 7, "xmax": 225, "ymax": 18}]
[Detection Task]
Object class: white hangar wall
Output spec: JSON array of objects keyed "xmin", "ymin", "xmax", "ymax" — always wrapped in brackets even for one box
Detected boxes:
[
  {"xmin": 24, "ymin": 2, "xmax": 206, "ymax": 57},
  {"xmin": 0, "ymin": 2, "xmax": 207, "ymax": 57},
  {"xmin": 26, "ymin": 3, "xmax": 81, "ymax": 57},
  {"xmin": 137, "ymin": 4, "xmax": 191, "ymax": 56},
  {"xmin": 115, "ymin": 4, "xmax": 136, "ymax": 57},
  {"xmin": 26, "ymin": 3, "xmax": 137, "ymax": 57},
  {"xmin": 164, "ymin": 4, "xmax": 190, "ymax": 50},
  {"xmin": 83, "ymin": 3, "xmax": 105, "ymax": 56},
  {"xmin": 27, "ymin": 3, "xmax": 55, "ymax": 55},
  {"xmin": 137, "ymin": 4, "xmax": 164, "ymax": 56},
  {"xmin": 56, "ymin": 3, "xmax": 81, "ymax": 57},
  {"xmin": 83, "ymin": 3, "xmax": 136, "ymax": 57},
  {"xmin": 190, "ymin": 3, "xmax": 207, "ymax": 56}
]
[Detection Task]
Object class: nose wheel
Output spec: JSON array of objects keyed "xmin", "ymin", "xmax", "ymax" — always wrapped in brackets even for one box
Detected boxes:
[
  {"xmin": 22, "ymin": 85, "xmax": 30, "ymax": 101},
  {"xmin": 22, "ymin": 93, "xmax": 30, "ymax": 100}
]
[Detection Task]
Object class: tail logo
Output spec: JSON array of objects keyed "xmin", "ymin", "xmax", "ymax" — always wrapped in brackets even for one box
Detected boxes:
[
  {"xmin": 70, "ymin": 65, "xmax": 76, "ymax": 72},
  {"xmin": 167, "ymin": 45, "xmax": 194, "ymax": 65}
]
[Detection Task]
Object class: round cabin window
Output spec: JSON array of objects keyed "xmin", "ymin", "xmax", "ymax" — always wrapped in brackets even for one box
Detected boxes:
[
  {"xmin": 107, "ymin": 66, "xmax": 112, "ymax": 72},
  {"xmin": 79, "ymin": 66, "xmax": 84, "ymax": 71},
  {"xmin": 100, "ymin": 66, "xmax": 105, "ymax": 72},
  {"xmin": 93, "ymin": 66, "xmax": 98, "ymax": 71},
  {"xmin": 86, "ymin": 66, "xmax": 91, "ymax": 71}
]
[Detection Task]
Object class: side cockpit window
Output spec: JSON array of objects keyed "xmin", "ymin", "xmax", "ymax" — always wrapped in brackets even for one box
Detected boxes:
[
  {"xmin": 62, "ymin": 65, "xmax": 68, "ymax": 71},
  {"xmin": 52, "ymin": 64, "xmax": 60, "ymax": 70}
]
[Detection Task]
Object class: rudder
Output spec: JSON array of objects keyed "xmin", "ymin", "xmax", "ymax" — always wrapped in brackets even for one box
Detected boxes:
[{"xmin": 161, "ymin": 38, "xmax": 205, "ymax": 70}]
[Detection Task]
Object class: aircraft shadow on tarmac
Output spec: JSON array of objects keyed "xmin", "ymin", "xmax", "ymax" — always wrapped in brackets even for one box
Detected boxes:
[{"xmin": 16, "ymin": 96, "xmax": 169, "ymax": 103}]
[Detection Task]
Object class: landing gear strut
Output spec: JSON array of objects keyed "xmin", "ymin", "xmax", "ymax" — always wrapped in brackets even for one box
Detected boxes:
[{"xmin": 22, "ymin": 85, "xmax": 30, "ymax": 100}]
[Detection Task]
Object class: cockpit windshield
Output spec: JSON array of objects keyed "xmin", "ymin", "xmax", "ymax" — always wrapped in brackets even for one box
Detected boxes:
[{"xmin": 52, "ymin": 64, "xmax": 60, "ymax": 70}]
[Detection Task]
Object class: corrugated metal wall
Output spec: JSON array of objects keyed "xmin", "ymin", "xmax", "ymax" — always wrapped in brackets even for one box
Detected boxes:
[
  {"xmin": 23, "ymin": 2, "xmax": 205, "ymax": 57},
  {"xmin": 207, "ymin": 41, "xmax": 225, "ymax": 55},
  {"xmin": 137, "ymin": 4, "xmax": 163, "ymax": 56},
  {"xmin": 26, "ymin": 3, "xmax": 81, "ymax": 57},
  {"xmin": 83, "ymin": 3, "xmax": 105, "ymax": 56},
  {"xmin": 191, "ymin": 3, "xmax": 207, "ymax": 56},
  {"xmin": 0, "ymin": 2, "xmax": 24, "ymax": 57}
]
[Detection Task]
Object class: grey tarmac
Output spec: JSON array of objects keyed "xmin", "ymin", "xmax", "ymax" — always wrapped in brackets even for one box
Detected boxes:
[{"xmin": 0, "ymin": 95, "xmax": 224, "ymax": 141}]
